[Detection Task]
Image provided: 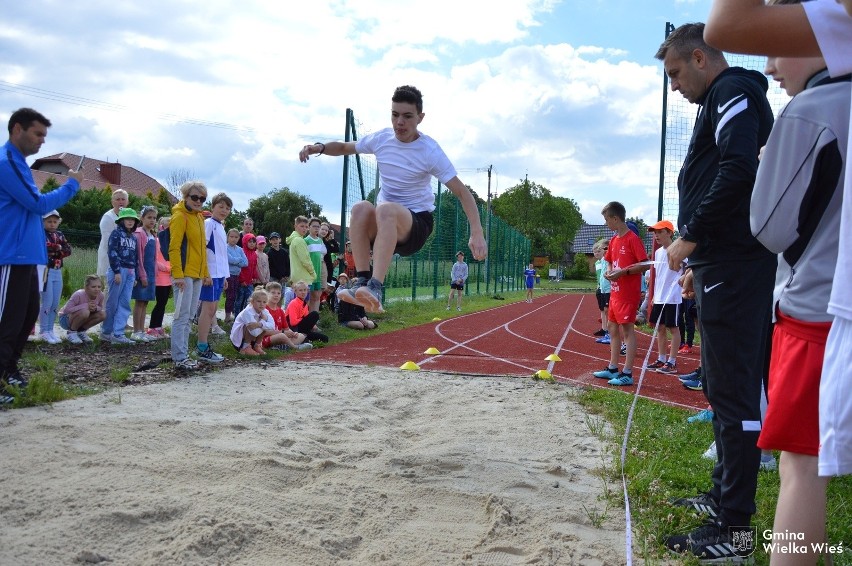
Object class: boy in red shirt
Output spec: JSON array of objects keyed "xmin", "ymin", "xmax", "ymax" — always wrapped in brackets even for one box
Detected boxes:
[
  {"xmin": 593, "ymin": 202, "xmax": 650, "ymax": 386},
  {"xmin": 262, "ymin": 281, "xmax": 312, "ymax": 351}
]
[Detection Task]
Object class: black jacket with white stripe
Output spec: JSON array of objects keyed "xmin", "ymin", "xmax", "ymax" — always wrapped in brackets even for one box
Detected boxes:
[{"xmin": 677, "ymin": 67, "xmax": 775, "ymax": 266}]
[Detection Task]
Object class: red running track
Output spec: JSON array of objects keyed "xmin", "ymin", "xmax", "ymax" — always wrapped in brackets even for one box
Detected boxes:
[{"xmin": 300, "ymin": 293, "xmax": 706, "ymax": 411}]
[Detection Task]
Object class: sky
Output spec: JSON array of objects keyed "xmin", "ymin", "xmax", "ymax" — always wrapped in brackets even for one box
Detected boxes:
[{"xmin": 1, "ymin": 0, "xmax": 725, "ymax": 227}]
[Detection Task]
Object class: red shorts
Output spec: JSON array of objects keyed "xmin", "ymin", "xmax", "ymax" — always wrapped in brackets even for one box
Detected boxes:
[
  {"xmin": 261, "ymin": 335, "xmax": 273, "ymax": 349},
  {"xmin": 758, "ymin": 310, "xmax": 830, "ymax": 456},
  {"xmin": 608, "ymin": 295, "xmax": 639, "ymax": 325}
]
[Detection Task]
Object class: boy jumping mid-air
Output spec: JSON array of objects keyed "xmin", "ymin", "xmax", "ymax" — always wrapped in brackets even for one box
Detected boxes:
[{"xmin": 299, "ymin": 85, "xmax": 487, "ymax": 313}]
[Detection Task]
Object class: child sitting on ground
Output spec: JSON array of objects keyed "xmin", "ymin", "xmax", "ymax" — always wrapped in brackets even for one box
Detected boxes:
[
  {"xmin": 285, "ymin": 280, "xmax": 329, "ymax": 343},
  {"xmin": 262, "ymin": 281, "xmax": 313, "ymax": 351},
  {"xmin": 283, "ymin": 280, "xmax": 296, "ymax": 310},
  {"xmin": 229, "ymin": 288, "xmax": 276, "ymax": 356},
  {"xmin": 59, "ymin": 275, "xmax": 106, "ymax": 344},
  {"xmin": 336, "ymin": 273, "xmax": 377, "ymax": 330}
]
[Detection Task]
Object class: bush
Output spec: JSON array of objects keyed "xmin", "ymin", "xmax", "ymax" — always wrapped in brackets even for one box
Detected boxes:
[{"xmin": 568, "ymin": 252, "xmax": 592, "ymax": 280}]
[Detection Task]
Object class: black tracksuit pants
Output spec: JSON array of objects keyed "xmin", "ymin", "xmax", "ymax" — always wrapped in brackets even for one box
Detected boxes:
[
  {"xmin": 0, "ymin": 265, "xmax": 40, "ymax": 377},
  {"xmin": 692, "ymin": 253, "xmax": 775, "ymax": 528}
]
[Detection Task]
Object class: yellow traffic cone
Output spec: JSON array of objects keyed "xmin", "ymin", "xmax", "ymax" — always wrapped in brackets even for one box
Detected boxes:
[
  {"xmin": 400, "ymin": 361, "xmax": 420, "ymax": 371},
  {"xmin": 545, "ymin": 354, "xmax": 562, "ymax": 362},
  {"xmin": 432, "ymin": 317, "xmax": 442, "ymax": 322},
  {"xmin": 534, "ymin": 369, "xmax": 552, "ymax": 380},
  {"xmin": 424, "ymin": 347, "xmax": 441, "ymax": 355}
]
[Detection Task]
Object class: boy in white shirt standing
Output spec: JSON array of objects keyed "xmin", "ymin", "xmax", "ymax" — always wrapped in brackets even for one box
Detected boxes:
[
  {"xmin": 645, "ymin": 220, "xmax": 683, "ymax": 374},
  {"xmin": 196, "ymin": 193, "xmax": 231, "ymax": 363}
]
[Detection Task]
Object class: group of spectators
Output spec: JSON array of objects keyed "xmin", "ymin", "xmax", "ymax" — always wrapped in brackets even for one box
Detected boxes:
[{"xmin": 583, "ymin": 6, "xmax": 850, "ymax": 563}]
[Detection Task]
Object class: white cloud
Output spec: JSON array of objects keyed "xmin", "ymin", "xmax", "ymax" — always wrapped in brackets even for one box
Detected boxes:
[{"xmin": 2, "ymin": 0, "xmax": 695, "ymax": 228}]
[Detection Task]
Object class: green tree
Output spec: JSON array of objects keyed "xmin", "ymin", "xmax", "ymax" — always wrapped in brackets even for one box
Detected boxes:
[
  {"xmin": 245, "ymin": 187, "xmax": 325, "ymax": 236},
  {"xmin": 491, "ymin": 178, "xmax": 583, "ymax": 260},
  {"xmin": 42, "ymin": 180, "xmax": 171, "ymax": 232}
]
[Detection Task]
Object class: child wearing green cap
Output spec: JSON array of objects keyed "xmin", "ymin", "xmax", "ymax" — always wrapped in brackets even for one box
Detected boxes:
[{"xmin": 101, "ymin": 207, "xmax": 141, "ymax": 345}]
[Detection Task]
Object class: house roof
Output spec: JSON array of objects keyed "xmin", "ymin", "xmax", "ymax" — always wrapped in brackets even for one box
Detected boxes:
[
  {"xmin": 31, "ymin": 152, "xmax": 175, "ymax": 203},
  {"xmin": 572, "ymin": 224, "xmax": 615, "ymax": 254},
  {"xmin": 571, "ymin": 223, "xmax": 655, "ymax": 254}
]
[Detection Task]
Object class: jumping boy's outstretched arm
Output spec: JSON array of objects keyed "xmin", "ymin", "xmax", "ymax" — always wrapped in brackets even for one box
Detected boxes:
[
  {"xmin": 298, "ymin": 141, "xmax": 356, "ymax": 162},
  {"xmin": 445, "ymin": 177, "xmax": 487, "ymax": 261},
  {"xmin": 705, "ymin": 0, "xmax": 820, "ymax": 55}
]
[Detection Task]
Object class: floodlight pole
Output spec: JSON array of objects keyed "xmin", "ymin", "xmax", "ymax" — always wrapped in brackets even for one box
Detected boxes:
[
  {"xmin": 657, "ymin": 22, "xmax": 675, "ymax": 222},
  {"xmin": 484, "ymin": 164, "xmax": 493, "ymax": 293}
]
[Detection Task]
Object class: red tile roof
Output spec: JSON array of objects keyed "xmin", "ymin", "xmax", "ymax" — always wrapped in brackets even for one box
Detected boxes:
[{"xmin": 30, "ymin": 152, "xmax": 176, "ymax": 203}]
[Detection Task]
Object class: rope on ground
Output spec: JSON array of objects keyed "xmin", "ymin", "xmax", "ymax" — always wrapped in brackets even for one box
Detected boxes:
[{"xmin": 619, "ymin": 260, "xmax": 683, "ymax": 565}]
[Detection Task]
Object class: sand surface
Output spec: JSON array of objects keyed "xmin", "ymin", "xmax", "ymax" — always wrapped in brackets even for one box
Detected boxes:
[{"xmin": 0, "ymin": 362, "xmax": 626, "ymax": 565}]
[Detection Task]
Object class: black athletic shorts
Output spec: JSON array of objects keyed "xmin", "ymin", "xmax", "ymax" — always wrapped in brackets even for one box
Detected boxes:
[
  {"xmin": 650, "ymin": 303, "xmax": 680, "ymax": 328},
  {"xmin": 450, "ymin": 282, "xmax": 464, "ymax": 290},
  {"xmin": 596, "ymin": 289, "xmax": 610, "ymax": 310},
  {"xmin": 394, "ymin": 210, "xmax": 434, "ymax": 257}
]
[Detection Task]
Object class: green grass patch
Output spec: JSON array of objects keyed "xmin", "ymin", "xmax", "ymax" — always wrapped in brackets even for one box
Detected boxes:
[
  {"xmin": 6, "ymin": 354, "xmax": 96, "ymax": 407},
  {"xmin": 575, "ymin": 387, "xmax": 852, "ymax": 564}
]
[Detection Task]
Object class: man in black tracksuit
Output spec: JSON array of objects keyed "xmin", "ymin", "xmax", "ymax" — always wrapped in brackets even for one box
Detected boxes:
[{"xmin": 656, "ymin": 23, "xmax": 775, "ymax": 561}]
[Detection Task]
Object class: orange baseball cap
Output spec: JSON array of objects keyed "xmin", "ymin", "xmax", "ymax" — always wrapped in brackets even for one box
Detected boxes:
[{"xmin": 648, "ymin": 220, "xmax": 674, "ymax": 232}]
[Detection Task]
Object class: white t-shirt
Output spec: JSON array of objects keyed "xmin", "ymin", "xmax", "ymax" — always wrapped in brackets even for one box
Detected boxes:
[
  {"xmin": 805, "ymin": 0, "xmax": 852, "ymax": 319},
  {"xmin": 205, "ymin": 217, "xmax": 229, "ymax": 279},
  {"xmin": 97, "ymin": 209, "xmax": 118, "ymax": 276},
  {"xmin": 355, "ymin": 128, "xmax": 457, "ymax": 213},
  {"xmin": 653, "ymin": 246, "xmax": 682, "ymax": 305}
]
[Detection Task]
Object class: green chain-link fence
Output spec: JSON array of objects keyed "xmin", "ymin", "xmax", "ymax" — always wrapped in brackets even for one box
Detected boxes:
[
  {"xmin": 339, "ymin": 109, "xmax": 531, "ymax": 303},
  {"xmin": 658, "ymin": 22, "xmax": 791, "ymax": 224}
]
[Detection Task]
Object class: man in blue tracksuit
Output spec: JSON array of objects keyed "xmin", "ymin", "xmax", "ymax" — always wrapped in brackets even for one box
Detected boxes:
[
  {"xmin": 655, "ymin": 24, "xmax": 775, "ymax": 561},
  {"xmin": 0, "ymin": 108, "xmax": 83, "ymax": 402}
]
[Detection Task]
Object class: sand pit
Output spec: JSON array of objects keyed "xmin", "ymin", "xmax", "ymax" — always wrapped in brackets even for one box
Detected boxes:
[{"xmin": 0, "ymin": 362, "xmax": 626, "ymax": 565}]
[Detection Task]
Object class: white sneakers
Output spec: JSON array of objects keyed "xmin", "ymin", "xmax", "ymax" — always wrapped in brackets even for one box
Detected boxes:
[{"xmin": 39, "ymin": 331, "xmax": 61, "ymax": 344}]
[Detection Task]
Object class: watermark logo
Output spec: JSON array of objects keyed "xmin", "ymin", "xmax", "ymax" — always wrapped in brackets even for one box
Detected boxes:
[
  {"xmin": 730, "ymin": 526, "xmax": 757, "ymax": 558},
  {"xmin": 762, "ymin": 529, "xmax": 845, "ymax": 556}
]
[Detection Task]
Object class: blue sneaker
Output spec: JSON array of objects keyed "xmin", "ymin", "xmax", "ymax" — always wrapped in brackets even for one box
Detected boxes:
[
  {"xmin": 608, "ymin": 372, "xmax": 634, "ymax": 386},
  {"xmin": 682, "ymin": 378, "xmax": 703, "ymax": 391},
  {"xmin": 593, "ymin": 367, "xmax": 619, "ymax": 380},
  {"xmin": 678, "ymin": 367, "xmax": 701, "ymax": 382},
  {"xmin": 595, "ymin": 333, "xmax": 611, "ymax": 344},
  {"xmin": 687, "ymin": 408, "xmax": 714, "ymax": 423}
]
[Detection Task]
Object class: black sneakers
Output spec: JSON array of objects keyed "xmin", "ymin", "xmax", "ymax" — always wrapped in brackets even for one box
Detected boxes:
[
  {"xmin": 1, "ymin": 370, "xmax": 28, "ymax": 405},
  {"xmin": 670, "ymin": 491, "xmax": 719, "ymax": 519},
  {"xmin": 665, "ymin": 520, "xmax": 753, "ymax": 563}
]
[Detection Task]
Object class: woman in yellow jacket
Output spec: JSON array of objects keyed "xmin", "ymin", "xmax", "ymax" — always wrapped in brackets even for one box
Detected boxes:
[{"xmin": 169, "ymin": 181, "xmax": 211, "ymax": 370}]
